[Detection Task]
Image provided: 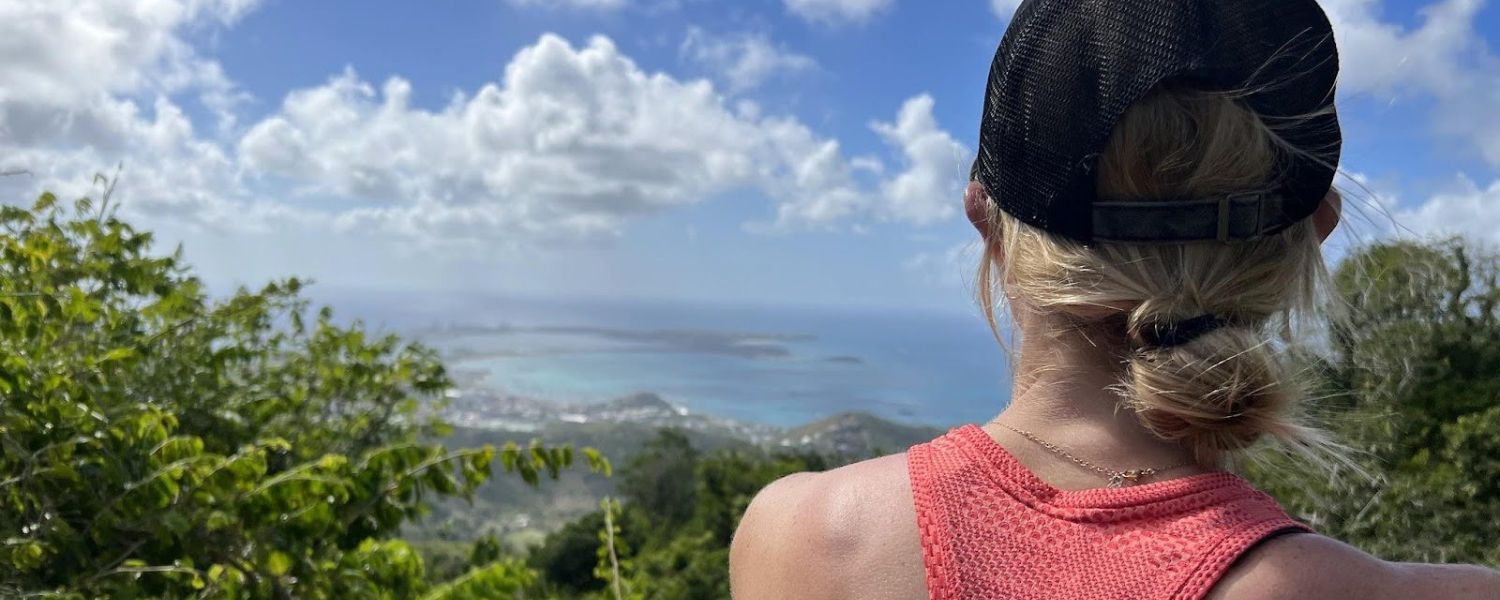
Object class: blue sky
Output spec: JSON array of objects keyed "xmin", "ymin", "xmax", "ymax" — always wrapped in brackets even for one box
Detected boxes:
[{"xmin": 3, "ymin": 0, "xmax": 1499, "ymax": 314}]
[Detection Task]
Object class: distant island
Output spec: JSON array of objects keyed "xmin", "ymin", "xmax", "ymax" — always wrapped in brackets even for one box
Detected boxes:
[
  {"xmin": 414, "ymin": 388, "xmax": 948, "ymax": 548},
  {"xmin": 439, "ymin": 388, "xmax": 944, "ymax": 456},
  {"xmin": 421, "ymin": 324, "xmax": 815, "ymax": 360}
]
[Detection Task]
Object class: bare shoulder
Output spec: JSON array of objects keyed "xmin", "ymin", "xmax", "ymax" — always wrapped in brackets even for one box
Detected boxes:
[
  {"xmin": 729, "ymin": 453, "xmax": 926, "ymax": 600},
  {"xmin": 1210, "ymin": 533, "xmax": 1500, "ymax": 600}
]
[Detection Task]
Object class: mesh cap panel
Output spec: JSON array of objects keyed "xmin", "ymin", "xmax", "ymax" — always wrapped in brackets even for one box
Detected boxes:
[{"xmin": 974, "ymin": 0, "xmax": 1342, "ymax": 243}]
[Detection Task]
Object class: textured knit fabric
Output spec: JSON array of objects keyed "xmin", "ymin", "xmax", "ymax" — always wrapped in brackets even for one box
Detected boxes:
[
  {"xmin": 973, "ymin": 0, "xmax": 1341, "ymax": 244},
  {"xmin": 907, "ymin": 425, "xmax": 1310, "ymax": 600}
]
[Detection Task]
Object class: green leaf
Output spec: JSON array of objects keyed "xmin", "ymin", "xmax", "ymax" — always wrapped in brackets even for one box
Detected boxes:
[
  {"xmin": 266, "ymin": 550, "xmax": 293, "ymax": 577},
  {"xmin": 100, "ymin": 347, "xmax": 137, "ymax": 363},
  {"xmin": 33, "ymin": 192, "xmax": 57, "ymax": 212}
]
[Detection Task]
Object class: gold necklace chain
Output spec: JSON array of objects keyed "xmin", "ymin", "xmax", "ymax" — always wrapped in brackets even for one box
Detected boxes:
[{"xmin": 989, "ymin": 420, "xmax": 1195, "ymax": 488}]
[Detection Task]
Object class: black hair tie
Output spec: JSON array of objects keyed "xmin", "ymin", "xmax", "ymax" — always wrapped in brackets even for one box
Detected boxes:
[{"xmin": 1138, "ymin": 314, "xmax": 1232, "ymax": 349}]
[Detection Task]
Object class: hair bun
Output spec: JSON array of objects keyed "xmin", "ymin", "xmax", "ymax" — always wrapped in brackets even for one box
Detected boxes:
[{"xmin": 1125, "ymin": 326, "xmax": 1300, "ymax": 463}]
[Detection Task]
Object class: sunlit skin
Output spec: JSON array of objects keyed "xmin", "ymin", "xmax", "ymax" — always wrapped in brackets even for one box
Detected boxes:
[{"xmin": 728, "ymin": 186, "xmax": 1500, "ymax": 600}]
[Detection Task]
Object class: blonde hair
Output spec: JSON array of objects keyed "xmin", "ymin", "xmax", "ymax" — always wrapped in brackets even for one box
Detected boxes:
[{"xmin": 976, "ymin": 85, "xmax": 1335, "ymax": 466}]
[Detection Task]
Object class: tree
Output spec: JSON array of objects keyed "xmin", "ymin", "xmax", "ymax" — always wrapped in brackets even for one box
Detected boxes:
[
  {"xmin": 468, "ymin": 534, "xmax": 504, "ymax": 568},
  {"xmin": 529, "ymin": 511, "xmax": 609, "ymax": 594},
  {"xmin": 0, "ymin": 191, "xmax": 599, "ymax": 598},
  {"xmin": 618, "ymin": 430, "xmax": 699, "ymax": 527},
  {"xmin": 1248, "ymin": 238, "xmax": 1500, "ymax": 565}
]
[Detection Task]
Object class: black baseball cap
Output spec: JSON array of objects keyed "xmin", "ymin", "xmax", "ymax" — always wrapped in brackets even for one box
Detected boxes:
[{"xmin": 971, "ymin": 0, "xmax": 1342, "ymax": 244}]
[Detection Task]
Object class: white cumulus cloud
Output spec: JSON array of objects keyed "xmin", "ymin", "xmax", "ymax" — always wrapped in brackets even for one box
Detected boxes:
[
  {"xmin": 1314, "ymin": 0, "xmax": 1500, "ymax": 241},
  {"xmin": 680, "ymin": 28, "xmax": 817, "ymax": 93},
  {"xmin": 872, "ymin": 95, "xmax": 967, "ymax": 225},
  {"xmin": 0, "ymin": 0, "xmax": 269, "ymax": 228},
  {"xmin": 783, "ymin": 0, "xmax": 893, "ymax": 25},
  {"xmin": 240, "ymin": 35, "xmax": 769, "ymax": 241},
  {"xmin": 237, "ymin": 35, "xmax": 958, "ymax": 243},
  {"xmin": 1324, "ymin": 0, "xmax": 1500, "ymax": 166},
  {"xmin": 1322, "ymin": 0, "xmax": 1482, "ymax": 96},
  {"xmin": 0, "ymin": 0, "xmax": 256, "ymax": 106},
  {"xmin": 3, "ymin": 3, "xmax": 965, "ymax": 248},
  {"xmin": 1396, "ymin": 176, "xmax": 1500, "ymax": 245},
  {"xmin": 990, "ymin": 0, "xmax": 1022, "ymax": 20}
]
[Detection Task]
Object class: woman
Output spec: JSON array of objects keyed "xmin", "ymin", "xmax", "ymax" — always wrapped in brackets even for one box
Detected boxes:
[{"xmin": 729, "ymin": 0, "xmax": 1500, "ymax": 598}]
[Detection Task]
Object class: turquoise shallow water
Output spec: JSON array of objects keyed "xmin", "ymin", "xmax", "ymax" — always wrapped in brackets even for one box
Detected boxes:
[{"xmin": 329, "ymin": 293, "xmax": 1013, "ymax": 428}]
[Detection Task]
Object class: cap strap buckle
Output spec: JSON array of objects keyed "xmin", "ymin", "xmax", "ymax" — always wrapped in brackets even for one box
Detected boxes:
[
  {"xmin": 1091, "ymin": 191, "xmax": 1290, "ymax": 244},
  {"xmin": 1216, "ymin": 195, "xmax": 1233, "ymax": 242},
  {"xmin": 1217, "ymin": 191, "xmax": 1271, "ymax": 243}
]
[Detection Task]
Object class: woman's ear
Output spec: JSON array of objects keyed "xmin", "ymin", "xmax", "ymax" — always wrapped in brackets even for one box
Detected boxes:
[
  {"xmin": 965, "ymin": 181, "xmax": 994, "ymax": 239},
  {"xmin": 1313, "ymin": 188, "xmax": 1342, "ymax": 243}
]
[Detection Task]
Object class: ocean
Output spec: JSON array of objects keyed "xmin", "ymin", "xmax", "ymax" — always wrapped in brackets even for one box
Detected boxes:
[{"xmin": 325, "ymin": 292, "xmax": 1013, "ymax": 428}]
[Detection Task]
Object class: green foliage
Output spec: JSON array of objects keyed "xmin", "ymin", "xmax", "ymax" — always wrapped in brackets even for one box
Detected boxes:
[
  {"xmin": 594, "ymin": 497, "xmax": 639, "ymax": 600},
  {"xmin": 469, "ymin": 534, "xmax": 504, "ymax": 567},
  {"xmin": 420, "ymin": 559, "xmax": 538, "ymax": 600},
  {"xmin": 529, "ymin": 430, "xmax": 828, "ymax": 599},
  {"xmin": 0, "ymin": 191, "xmax": 598, "ymax": 598},
  {"xmin": 626, "ymin": 532, "xmax": 728, "ymax": 600},
  {"xmin": 410, "ymin": 540, "xmax": 474, "ymax": 585},
  {"xmin": 410, "ymin": 421, "xmax": 744, "ymax": 552},
  {"xmin": 502, "ymin": 439, "xmax": 601, "ymax": 488},
  {"xmin": 335, "ymin": 539, "xmax": 429, "ymax": 599},
  {"xmin": 1248, "ymin": 238, "xmax": 1500, "ymax": 566},
  {"xmin": 618, "ymin": 430, "xmax": 698, "ymax": 527},
  {"xmin": 529, "ymin": 512, "xmax": 609, "ymax": 595}
]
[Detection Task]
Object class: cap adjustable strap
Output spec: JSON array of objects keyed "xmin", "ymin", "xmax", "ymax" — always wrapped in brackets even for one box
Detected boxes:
[{"xmin": 1090, "ymin": 192, "xmax": 1291, "ymax": 244}]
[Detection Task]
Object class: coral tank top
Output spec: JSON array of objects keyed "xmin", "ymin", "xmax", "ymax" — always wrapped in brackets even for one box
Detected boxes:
[{"xmin": 907, "ymin": 425, "xmax": 1310, "ymax": 600}]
